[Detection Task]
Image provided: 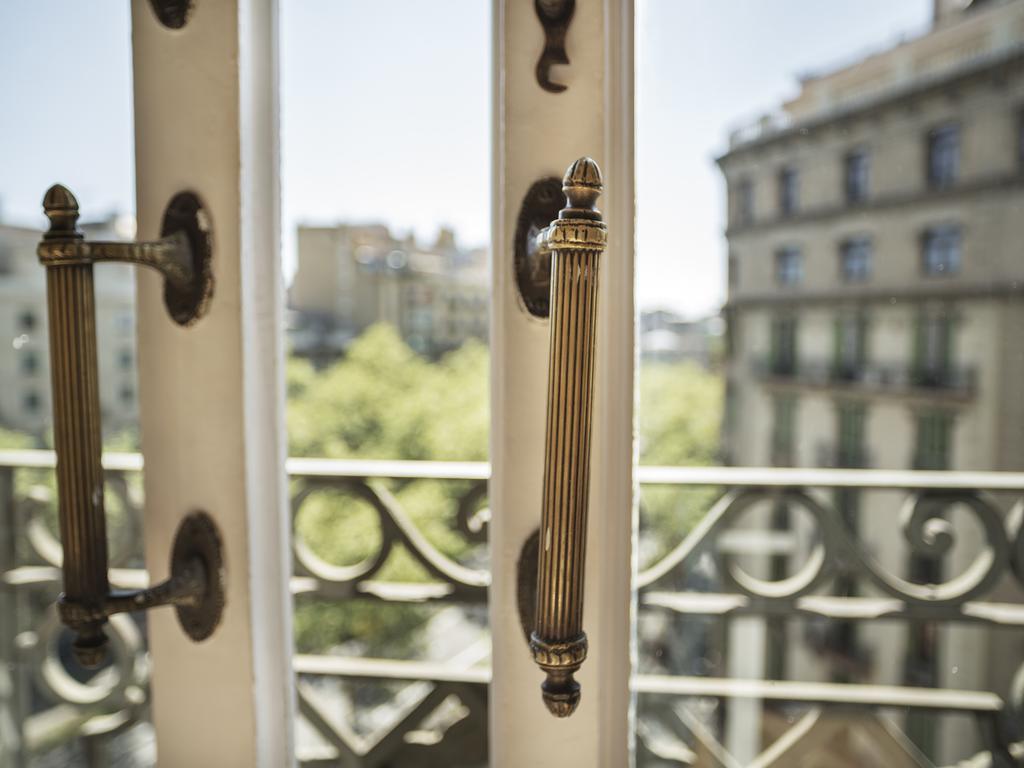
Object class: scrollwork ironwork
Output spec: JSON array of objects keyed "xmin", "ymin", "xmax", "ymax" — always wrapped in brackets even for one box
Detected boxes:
[{"xmin": 4, "ymin": 453, "xmax": 1024, "ymax": 765}]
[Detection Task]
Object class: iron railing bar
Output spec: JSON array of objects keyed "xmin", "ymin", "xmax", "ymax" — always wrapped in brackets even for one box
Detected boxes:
[
  {"xmin": 291, "ymin": 655, "xmax": 1004, "ymax": 714},
  {"xmin": 642, "ymin": 591, "xmax": 1024, "ymax": 625},
  {"xmin": 637, "ymin": 465, "xmax": 1024, "ymax": 490},
  {"xmin": 293, "ymin": 654, "xmax": 490, "ymax": 685},
  {"xmin": 635, "ymin": 675, "xmax": 1004, "ymax": 712},
  {"xmin": 285, "ymin": 457, "xmax": 490, "ymax": 480},
  {"xmin": 4, "ymin": 450, "xmax": 1024, "ymax": 490}
]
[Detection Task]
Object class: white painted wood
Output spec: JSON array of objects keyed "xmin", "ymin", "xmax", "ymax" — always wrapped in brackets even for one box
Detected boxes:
[
  {"xmin": 130, "ymin": 1, "xmax": 294, "ymax": 765},
  {"xmin": 489, "ymin": 1, "xmax": 636, "ymax": 764}
]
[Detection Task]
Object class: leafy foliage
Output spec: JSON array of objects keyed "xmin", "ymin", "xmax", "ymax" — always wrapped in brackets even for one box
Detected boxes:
[
  {"xmin": 288, "ymin": 325, "xmax": 490, "ymax": 654},
  {"xmin": 1, "ymin": 323, "xmax": 723, "ymax": 656},
  {"xmin": 638, "ymin": 361, "xmax": 724, "ymax": 568}
]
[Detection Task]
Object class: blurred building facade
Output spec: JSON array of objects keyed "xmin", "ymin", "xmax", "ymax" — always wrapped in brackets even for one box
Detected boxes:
[
  {"xmin": 287, "ymin": 224, "xmax": 488, "ymax": 363},
  {"xmin": 639, "ymin": 309, "xmax": 720, "ymax": 367},
  {"xmin": 718, "ymin": 0, "xmax": 1024, "ymax": 760},
  {"xmin": 721, "ymin": 0, "xmax": 1024, "ymax": 473},
  {"xmin": 0, "ymin": 218, "xmax": 137, "ymax": 441}
]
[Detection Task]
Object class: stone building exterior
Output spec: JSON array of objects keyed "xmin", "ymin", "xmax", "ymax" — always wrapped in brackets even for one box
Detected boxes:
[
  {"xmin": 0, "ymin": 217, "xmax": 137, "ymax": 441},
  {"xmin": 721, "ymin": 0, "xmax": 1024, "ymax": 475},
  {"xmin": 287, "ymin": 223, "xmax": 488, "ymax": 363},
  {"xmin": 717, "ymin": 0, "xmax": 1024, "ymax": 760}
]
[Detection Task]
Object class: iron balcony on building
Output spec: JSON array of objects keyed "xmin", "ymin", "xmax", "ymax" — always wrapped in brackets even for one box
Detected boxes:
[{"xmin": 753, "ymin": 357, "xmax": 977, "ymax": 401}]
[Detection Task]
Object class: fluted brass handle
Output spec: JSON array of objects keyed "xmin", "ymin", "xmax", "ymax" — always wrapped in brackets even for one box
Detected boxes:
[
  {"xmin": 37, "ymin": 185, "xmax": 224, "ymax": 668},
  {"xmin": 529, "ymin": 158, "xmax": 606, "ymax": 717}
]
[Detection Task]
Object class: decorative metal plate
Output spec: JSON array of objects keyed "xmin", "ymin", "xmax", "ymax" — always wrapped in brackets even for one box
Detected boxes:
[
  {"xmin": 514, "ymin": 177, "xmax": 563, "ymax": 318},
  {"xmin": 161, "ymin": 191, "xmax": 214, "ymax": 327},
  {"xmin": 171, "ymin": 510, "xmax": 225, "ymax": 642}
]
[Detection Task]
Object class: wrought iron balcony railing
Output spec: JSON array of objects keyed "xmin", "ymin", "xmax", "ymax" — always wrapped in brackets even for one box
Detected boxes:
[
  {"xmin": 754, "ymin": 357, "xmax": 977, "ymax": 400},
  {"xmin": 2, "ymin": 451, "xmax": 1023, "ymax": 767}
]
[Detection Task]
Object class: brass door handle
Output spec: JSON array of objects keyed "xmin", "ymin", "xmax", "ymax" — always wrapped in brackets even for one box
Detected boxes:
[
  {"xmin": 37, "ymin": 185, "xmax": 225, "ymax": 667},
  {"xmin": 528, "ymin": 158, "xmax": 606, "ymax": 717}
]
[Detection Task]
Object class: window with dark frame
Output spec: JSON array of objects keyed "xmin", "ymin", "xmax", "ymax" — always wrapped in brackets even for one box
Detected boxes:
[
  {"xmin": 921, "ymin": 224, "xmax": 961, "ymax": 276},
  {"xmin": 770, "ymin": 314, "xmax": 798, "ymax": 376},
  {"xmin": 839, "ymin": 237, "xmax": 872, "ymax": 282},
  {"xmin": 735, "ymin": 177, "xmax": 754, "ymax": 225},
  {"xmin": 837, "ymin": 401, "xmax": 868, "ymax": 467},
  {"xmin": 775, "ymin": 245, "xmax": 803, "ymax": 285},
  {"xmin": 1018, "ymin": 109, "xmax": 1024, "ymax": 170},
  {"xmin": 913, "ymin": 411, "xmax": 954, "ymax": 470},
  {"xmin": 771, "ymin": 394, "xmax": 797, "ymax": 465},
  {"xmin": 18, "ymin": 310, "xmax": 36, "ymax": 332},
  {"xmin": 728, "ymin": 252, "xmax": 739, "ymax": 288},
  {"xmin": 20, "ymin": 350, "xmax": 38, "ymax": 376},
  {"xmin": 844, "ymin": 149, "xmax": 870, "ymax": 203},
  {"xmin": 833, "ymin": 312, "xmax": 868, "ymax": 380},
  {"xmin": 0, "ymin": 242, "xmax": 12, "ymax": 276},
  {"xmin": 927, "ymin": 123, "xmax": 959, "ymax": 189},
  {"xmin": 23, "ymin": 391, "xmax": 40, "ymax": 413},
  {"xmin": 912, "ymin": 308, "xmax": 956, "ymax": 388},
  {"xmin": 778, "ymin": 166, "xmax": 799, "ymax": 216}
]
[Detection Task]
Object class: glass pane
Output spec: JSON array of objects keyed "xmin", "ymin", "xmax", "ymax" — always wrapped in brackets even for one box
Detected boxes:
[
  {"xmin": 0, "ymin": 3, "xmax": 152, "ymax": 766},
  {"xmin": 280, "ymin": 2, "xmax": 491, "ymax": 764},
  {"xmin": 637, "ymin": 1, "xmax": 1024, "ymax": 765}
]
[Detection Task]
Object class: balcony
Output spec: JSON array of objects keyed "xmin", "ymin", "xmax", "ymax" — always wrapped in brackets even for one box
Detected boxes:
[
  {"xmin": 754, "ymin": 358, "xmax": 977, "ymax": 401},
  {"xmin": 2, "ymin": 452, "xmax": 1024, "ymax": 766}
]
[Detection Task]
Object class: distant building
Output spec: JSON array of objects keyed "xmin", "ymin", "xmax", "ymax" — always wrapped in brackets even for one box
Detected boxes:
[
  {"xmin": 0, "ymin": 217, "xmax": 137, "ymax": 440},
  {"xmin": 717, "ymin": 0, "xmax": 1024, "ymax": 761},
  {"xmin": 638, "ymin": 310, "xmax": 720, "ymax": 367},
  {"xmin": 720, "ymin": 0, "xmax": 1024, "ymax": 473},
  {"xmin": 288, "ymin": 224, "xmax": 488, "ymax": 363}
]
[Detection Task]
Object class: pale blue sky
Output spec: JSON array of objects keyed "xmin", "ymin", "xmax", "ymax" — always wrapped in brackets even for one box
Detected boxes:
[{"xmin": 0, "ymin": 1, "xmax": 930, "ymax": 316}]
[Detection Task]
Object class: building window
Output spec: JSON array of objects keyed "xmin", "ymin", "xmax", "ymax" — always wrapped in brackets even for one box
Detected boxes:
[
  {"xmin": 912, "ymin": 309, "xmax": 955, "ymax": 387},
  {"xmin": 914, "ymin": 411, "xmax": 954, "ymax": 470},
  {"xmin": 120, "ymin": 386, "xmax": 135, "ymax": 406},
  {"xmin": 775, "ymin": 246, "xmax": 803, "ymax": 285},
  {"xmin": 839, "ymin": 237, "xmax": 872, "ymax": 282},
  {"xmin": 921, "ymin": 225, "xmax": 961, "ymax": 276},
  {"xmin": 728, "ymin": 252, "xmax": 739, "ymax": 288},
  {"xmin": 771, "ymin": 394, "xmax": 797, "ymax": 466},
  {"xmin": 18, "ymin": 310, "xmax": 37, "ymax": 332},
  {"xmin": 778, "ymin": 166, "xmax": 799, "ymax": 216},
  {"xmin": 770, "ymin": 315, "xmax": 798, "ymax": 376},
  {"xmin": 733, "ymin": 177, "xmax": 754, "ymax": 225},
  {"xmin": 0, "ymin": 243, "xmax": 12, "ymax": 276},
  {"xmin": 119, "ymin": 349, "xmax": 133, "ymax": 370},
  {"xmin": 20, "ymin": 350, "xmax": 39, "ymax": 376},
  {"xmin": 837, "ymin": 402, "xmax": 867, "ymax": 467},
  {"xmin": 844, "ymin": 149, "xmax": 870, "ymax": 203},
  {"xmin": 23, "ymin": 391, "xmax": 40, "ymax": 413},
  {"xmin": 927, "ymin": 123, "xmax": 959, "ymax": 189},
  {"xmin": 1018, "ymin": 109, "xmax": 1024, "ymax": 171},
  {"xmin": 833, "ymin": 312, "xmax": 868, "ymax": 380}
]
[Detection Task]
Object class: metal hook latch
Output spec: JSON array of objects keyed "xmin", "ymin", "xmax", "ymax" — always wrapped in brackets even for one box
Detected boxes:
[{"xmin": 535, "ymin": 0, "xmax": 576, "ymax": 93}]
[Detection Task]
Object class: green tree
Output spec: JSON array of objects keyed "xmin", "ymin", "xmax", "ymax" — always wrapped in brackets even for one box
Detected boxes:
[
  {"xmin": 287, "ymin": 325, "xmax": 489, "ymax": 654},
  {"xmin": 638, "ymin": 361, "xmax": 724, "ymax": 567}
]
